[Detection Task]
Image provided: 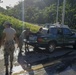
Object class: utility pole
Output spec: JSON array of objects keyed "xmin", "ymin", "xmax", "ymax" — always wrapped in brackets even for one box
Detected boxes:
[
  {"xmin": 62, "ymin": 0, "xmax": 66, "ymax": 25},
  {"xmin": 56, "ymin": 0, "xmax": 59, "ymax": 23},
  {"xmin": 21, "ymin": 0, "xmax": 25, "ymax": 30}
]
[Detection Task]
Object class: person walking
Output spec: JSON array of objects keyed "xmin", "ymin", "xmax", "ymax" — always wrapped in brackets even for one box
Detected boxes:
[{"xmin": 1, "ymin": 21, "xmax": 19, "ymax": 75}]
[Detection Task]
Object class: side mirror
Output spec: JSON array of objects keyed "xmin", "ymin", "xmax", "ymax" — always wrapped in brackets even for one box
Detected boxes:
[
  {"xmin": 71, "ymin": 32, "xmax": 75, "ymax": 36},
  {"xmin": 70, "ymin": 32, "xmax": 75, "ymax": 36}
]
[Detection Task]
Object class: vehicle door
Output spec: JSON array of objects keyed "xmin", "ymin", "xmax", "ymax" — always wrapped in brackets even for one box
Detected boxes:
[
  {"xmin": 56, "ymin": 28, "xmax": 64, "ymax": 44},
  {"xmin": 62, "ymin": 28, "xmax": 75, "ymax": 44},
  {"xmin": 49, "ymin": 28, "xmax": 64, "ymax": 44}
]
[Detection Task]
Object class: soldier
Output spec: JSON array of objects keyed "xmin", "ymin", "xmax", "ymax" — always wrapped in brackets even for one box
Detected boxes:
[
  {"xmin": 36, "ymin": 27, "xmax": 43, "ymax": 35},
  {"xmin": 19, "ymin": 29, "xmax": 26, "ymax": 52},
  {"xmin": 19, "ymin": 28, "xmax": 32, "ymax": 53},
  {"xmin": 1, "ymin": 21, "xmax": 19, "ymax": 75}
]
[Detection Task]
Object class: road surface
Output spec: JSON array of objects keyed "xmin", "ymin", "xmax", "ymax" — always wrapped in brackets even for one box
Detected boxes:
[{"xmin": 0, "ymin": 46, "xmax": 76, "ymax": 75}]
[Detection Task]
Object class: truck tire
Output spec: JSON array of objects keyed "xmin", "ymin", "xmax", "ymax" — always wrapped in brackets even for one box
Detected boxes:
[{"xmin": 47, "ymin": 42, "xmax": 56, "ymax": 52}]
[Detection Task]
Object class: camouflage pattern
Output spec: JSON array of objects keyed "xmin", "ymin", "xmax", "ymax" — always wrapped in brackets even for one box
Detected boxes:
[
  {"xmin": 3, "ymin": 40, "xmax": 15, "ymax": 66},
  {"xmin": 19, "ymin": 29, "xmax": 31, "ymax": 52},
  {"xmin": 19, "ymin": 36, "xmax": 29, "ymax": 52},
  {"xmin": 19, "ymin": 36, "xmax": 24, "ymax": 51}
]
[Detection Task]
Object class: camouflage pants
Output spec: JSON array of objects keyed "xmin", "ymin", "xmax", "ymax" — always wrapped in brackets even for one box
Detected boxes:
[
  {"xmin": 19, "ymin": 37, "xmax": 24, "ymax": 51},
  {"xmin": 19, "ymin": 37, "xmax": 29, "ymax": 52},
  {"xmin": 4, "ymin": 40, "xmax": 15, "ymax": 66}
]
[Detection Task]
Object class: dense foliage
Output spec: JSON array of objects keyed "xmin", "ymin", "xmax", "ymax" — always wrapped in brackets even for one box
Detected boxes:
[
  {"xmin": 0, "ymin": 0, "xmax": 76, "ymax": 29},
  {"xmin": 0, "ymin": 13, "xmax": 40, "ymax": 37}
]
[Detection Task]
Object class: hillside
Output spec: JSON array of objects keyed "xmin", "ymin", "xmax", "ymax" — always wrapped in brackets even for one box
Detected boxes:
[{"xmin": 0, "ymin": 13, "xmax": 40, "ymax": 37}]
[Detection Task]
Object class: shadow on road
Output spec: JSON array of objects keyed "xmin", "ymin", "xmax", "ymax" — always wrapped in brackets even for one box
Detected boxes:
[
  {"xmin": 17, "ymin": 47, "xmax": 76, "ymax": 75},
  {"xmin": 17, "ymin": 52, "xmax": 34, "ymax": 75}
]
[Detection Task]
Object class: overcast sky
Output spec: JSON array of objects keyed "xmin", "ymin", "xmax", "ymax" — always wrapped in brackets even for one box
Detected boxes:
[{"xmin": 0, "ymin": 0, "xmax": 21, "ymax": 9}]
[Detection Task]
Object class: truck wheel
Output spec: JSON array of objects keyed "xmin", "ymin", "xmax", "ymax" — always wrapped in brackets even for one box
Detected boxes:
[{"xmin": 47, "ymin": 42, "xmax": 56, "ymax": 52}]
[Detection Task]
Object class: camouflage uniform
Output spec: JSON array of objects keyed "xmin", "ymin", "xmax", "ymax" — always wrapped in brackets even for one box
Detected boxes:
[
  {"xmin": 2, "ymin": 21, "xmax": 18, "ymax": 74},
  {"xmin": 19, "ymin": 30, "xmax": 26, "ymax": 52},
  {"xmin": 19, "ymin": 29, "xmax": 31, "ymax": 52},
  {"xmin": 4, "ymin": 40, "xmax": 15, "ymax": 66}
]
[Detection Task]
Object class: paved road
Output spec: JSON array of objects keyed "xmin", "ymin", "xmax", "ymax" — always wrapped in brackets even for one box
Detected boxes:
[{"xmin": 0, "ymin": 46, "xmax": 76, "ymax": 75}]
